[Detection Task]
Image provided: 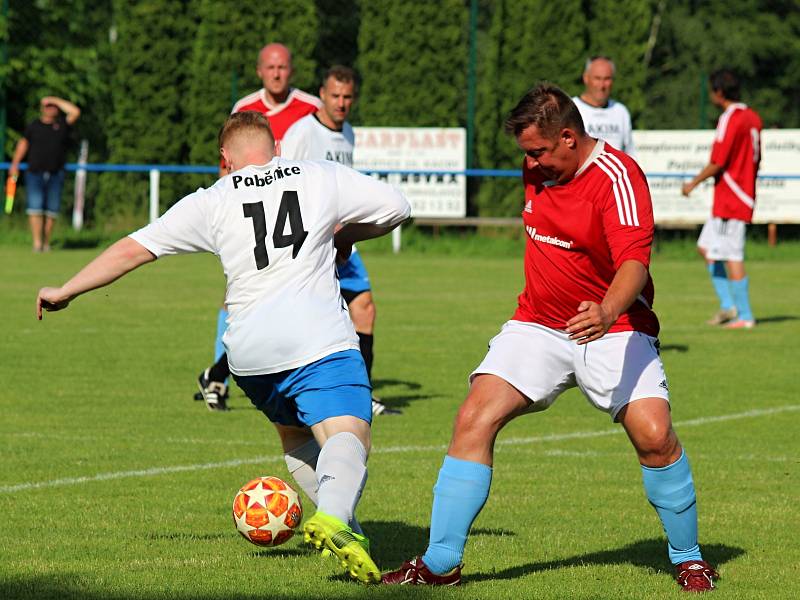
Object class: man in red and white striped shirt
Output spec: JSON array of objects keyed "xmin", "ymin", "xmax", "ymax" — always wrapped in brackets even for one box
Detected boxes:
[
  {"xmin": 231, "ymin": 43, "xmax": 321, "ymax": 140},
  {"xmin": 683, "ymin": 69, "xmax": 762, "ymax": 329},
  {"xmin": 382, "ymin": 83, "xmax": 717, "ymax": 592}
]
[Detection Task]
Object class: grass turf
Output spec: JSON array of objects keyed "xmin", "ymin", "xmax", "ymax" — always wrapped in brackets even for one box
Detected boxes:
[{"xmin": 2, "ymin": 240, "xmax": 799, "ymax": 599}]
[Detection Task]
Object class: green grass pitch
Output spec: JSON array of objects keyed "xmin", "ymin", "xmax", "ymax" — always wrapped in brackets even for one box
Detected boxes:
[{"xmin": 2, "ymin": 240, "xmax": 799, "ymax": 599}]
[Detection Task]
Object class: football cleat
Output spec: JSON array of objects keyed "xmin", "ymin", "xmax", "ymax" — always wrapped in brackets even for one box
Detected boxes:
[
  {"xmin": 303, "ymin": 511, "xmax": 380, "ymax": 584},
  {"xmin": 372, "ymin": 398, "xmax": 402, "ymax": 416},
  {"xmin": 675, "ymin": 560, "xmax": 718, "ymax": 592},
  {"xmin": 706, "ymin": 307, "xmax": 737, "ymax": 326},
  {"xmin": 381, "ymin": 556, "xmax": 462, "ymax": 586},
  {"xmin": 197, "ymin": 368, "xmax": 229, "ymax": 411},
  {"xmin": 723, "ymin": 319, "xmax": 755, "ymax": 330},
  {"xmin": 321, "ymin": 529, "xmax": 370, "ymax": 557}
]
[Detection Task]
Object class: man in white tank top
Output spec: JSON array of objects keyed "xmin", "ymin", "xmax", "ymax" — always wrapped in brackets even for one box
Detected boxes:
[
  {"xmin": 282, "ymin": 66, "xmax": 400, "ymax": 416},
  {"xmin": 572, "ymin": 56, "xmax": 635, "ymax": 156}
]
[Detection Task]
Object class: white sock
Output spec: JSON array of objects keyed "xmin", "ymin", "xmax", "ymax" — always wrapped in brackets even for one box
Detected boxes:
[
  {"xmin": 284, "ymin": 438, "xmax": 321, "ymax": 505},
  {"xmin": 316, "ymin": 432, "xmax": 368, "ymax": 526}
]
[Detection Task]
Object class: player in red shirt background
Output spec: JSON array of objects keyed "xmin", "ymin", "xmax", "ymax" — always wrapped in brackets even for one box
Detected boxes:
[
  {"xmin": 682, "ymin": 69, "xmax": 762, "ymax": 329},
  {"xmin": 382, "ymin": 83, "xmax": 718, "ymax": 592},
  {"xmin": 231, "ymin": 43, "xmax": 322, "ymax": 140}
]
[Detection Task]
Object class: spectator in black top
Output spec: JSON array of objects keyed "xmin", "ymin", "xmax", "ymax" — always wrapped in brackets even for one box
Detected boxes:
[{"xmin": 10, "ymin": 96, "xmax": 81, "ymax": 252}]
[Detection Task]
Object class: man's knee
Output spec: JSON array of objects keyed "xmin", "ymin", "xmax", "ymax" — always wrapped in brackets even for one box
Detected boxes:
[
  {"xmin": 453, "ymin": 376, "xmax": 525, "ymax": 439},
  {"xmin": 632, "ymin": 423, "xmax": 681, "ymax": 466},
  {"xmin": 273, "ymin": 423, "xmax": 315, "ymax": 452}
]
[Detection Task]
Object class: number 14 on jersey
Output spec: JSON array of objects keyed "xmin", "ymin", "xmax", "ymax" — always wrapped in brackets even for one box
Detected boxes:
[{"xmin": 243, "ymin": 190, "xmax": 308, "ymax": 270}]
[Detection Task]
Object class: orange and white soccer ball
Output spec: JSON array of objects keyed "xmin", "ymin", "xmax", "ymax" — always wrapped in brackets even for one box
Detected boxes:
[{"xmin": 232, "ymin": 476, "xmax": 303, "ymax": 547}]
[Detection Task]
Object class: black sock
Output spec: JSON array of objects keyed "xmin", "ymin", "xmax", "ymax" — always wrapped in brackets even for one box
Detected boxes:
[
  {"xmin": 357, "ymin": 333, "xmax": 374, "ymax": 383},
  {"xmin": 208, "ymin": 353, "xmax": 230, "ymax": 382}
]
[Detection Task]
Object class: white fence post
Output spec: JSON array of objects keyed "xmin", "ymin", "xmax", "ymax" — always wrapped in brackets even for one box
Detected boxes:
[
  {"xmin": 72, "ymin": 140, "xmax": 88, "ymax": 230},
  {"xmin": 392, "ymin": 224, "xmax": 402, "ymax": 253},
  {"xmin": 149, "ymin": 169, "xmax": 160, "ymax": 223}
]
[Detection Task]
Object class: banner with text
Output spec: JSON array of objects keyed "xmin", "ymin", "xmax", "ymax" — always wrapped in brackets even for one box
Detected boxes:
[
  {"xmin": 353, "ymin": 127, "xmax": 466, "ymax": 218},
  {"xmin": 633, "ymin": 129, "xmax": 800, "ymax": 224}
]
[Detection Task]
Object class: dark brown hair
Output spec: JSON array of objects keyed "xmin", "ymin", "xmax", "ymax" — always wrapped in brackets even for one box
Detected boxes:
[
  {"xmin": 504, "ymin": 82, "xmax": 585, "ymax": 139},
  {"xmin": 323, "ymin": 65, "xmax": 359, "ymax": 93},
  {"xmin": 709, "ymin": 69, "xmax": 741, "ymax": 101}
]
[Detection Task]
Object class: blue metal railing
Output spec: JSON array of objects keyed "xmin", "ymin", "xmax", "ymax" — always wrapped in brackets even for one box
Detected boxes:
[{"xmin": 2, "ymin": 162, "xmax": 798, "ymax": 179}]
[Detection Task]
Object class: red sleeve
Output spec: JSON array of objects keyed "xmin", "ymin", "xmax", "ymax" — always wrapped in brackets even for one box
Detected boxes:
[
  {"xmin": 710, "ymin": 113, "xmax": 736, "ymax": 167},
  {"xmin": 601, "ymin": 158, "xmax": 654, "ymax": 269}
]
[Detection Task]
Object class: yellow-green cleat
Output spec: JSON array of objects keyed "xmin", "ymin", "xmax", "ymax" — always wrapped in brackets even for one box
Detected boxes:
[
  {"xmin": 321, "ymin": 529, "xmax": 369, "ymax": 557},
  {"xmin": 303, "ymin": 511, "xmax": 380, "ymax": 584}
]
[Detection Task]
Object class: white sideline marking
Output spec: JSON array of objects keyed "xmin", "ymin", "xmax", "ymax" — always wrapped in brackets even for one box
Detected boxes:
[
  {"xmin": 0, "ymin": 456, "xmax": 281, "ymax": 494},
  {"xmin": 2, "ymin": 405, "xmax": 798, "ymax": 494}
]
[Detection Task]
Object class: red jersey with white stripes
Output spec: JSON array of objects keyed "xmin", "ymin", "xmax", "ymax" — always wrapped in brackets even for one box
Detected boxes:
[
  {"xmin": 513, "ymin": 141, "xmax": 660, "ymax": 337},
  {"xmin": 231, "ymin": 88, "xmax": 322, "ymax": 141},
  {"xmin": 710, "ymin": 103, "xmax": 762, "ymax": 223}
]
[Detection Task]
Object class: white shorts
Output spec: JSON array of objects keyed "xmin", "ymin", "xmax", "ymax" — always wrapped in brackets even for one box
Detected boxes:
[
  {"xmin": 697, "ymin": 217, "xmax": 746, "ymax": 262},
  {"xmin": 470, "ymin": 321, "xmax": 670, "ymax": 421}
]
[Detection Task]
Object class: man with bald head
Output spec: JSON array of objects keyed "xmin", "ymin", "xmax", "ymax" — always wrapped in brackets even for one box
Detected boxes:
[
  {"xmin": 36, "ymin": 111, "xmax": 411, "ymax": 584},
  {"xmin": 231, "ymin": 42, "xmax": 322, "ymax": 140},
  {"xmin": 572, "ymin": 55, "xmax": 635, "ymax": 155}
]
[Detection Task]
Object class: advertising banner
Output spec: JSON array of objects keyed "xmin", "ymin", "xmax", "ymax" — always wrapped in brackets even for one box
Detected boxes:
[{"xmin": 353, "ymin": 127, "xmax": 466, "ymax": 218}]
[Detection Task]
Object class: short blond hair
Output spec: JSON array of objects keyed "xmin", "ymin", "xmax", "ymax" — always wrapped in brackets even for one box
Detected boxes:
[{"xmin": 218, "ymin": 111, "xmax": 274, "ymax": 149}]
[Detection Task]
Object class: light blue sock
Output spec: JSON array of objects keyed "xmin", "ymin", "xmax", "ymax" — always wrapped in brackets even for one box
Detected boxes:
[
  {"xmin": 641, "ymin": 450, "xmax": 702, "ymax": 564},
  {"xmin": 214, "ymin": 308, "xmax": 228, "ymax": 361},
  {"xmin": 730, "ymin": 277, "xmax": 754, "ymax": 322},
  {"xmin": 421, "ymin": 455, "xmax": 492, "ymax": 574},
  {"xmin": 707, "ymin": 262, "xmax": 734, "ymax": 311}
]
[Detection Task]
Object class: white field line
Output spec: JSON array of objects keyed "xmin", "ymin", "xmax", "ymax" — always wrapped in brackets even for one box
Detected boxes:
[{"xmin": 2, "ymin": 404, "xmax": 798, "ymax": 494}]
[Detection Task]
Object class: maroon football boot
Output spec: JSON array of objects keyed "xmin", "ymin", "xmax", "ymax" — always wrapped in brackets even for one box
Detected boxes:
[
  {"xmin": 381, "ymin": 556, "xmax": 462, "ymax": 586},
  {"xmin": 675, "ymin": 560, "xmax": 719, "ymax": 592}
]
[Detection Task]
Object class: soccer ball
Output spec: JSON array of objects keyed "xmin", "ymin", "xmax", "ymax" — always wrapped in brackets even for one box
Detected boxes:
[{"xmin": 232, "ymin": 476, "xmax": 303, "ymax": 547}]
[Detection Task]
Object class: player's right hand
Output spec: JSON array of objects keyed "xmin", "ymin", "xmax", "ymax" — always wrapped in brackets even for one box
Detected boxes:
[{"xmin": 36, "ymin": 287, "xmax": 71, "ymax": 320}]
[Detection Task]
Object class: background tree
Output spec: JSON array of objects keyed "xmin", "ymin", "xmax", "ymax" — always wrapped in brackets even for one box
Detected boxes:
[
  {"xmin": 185, "ymin": 0, "xmax": 319, "ymax": 176},
  {"xmin": 584, "ymin": 0, "xmax": 650, "ymax": 123},
  {"xmin": 95, "ymin": 0, "xmax": 195, "ymax": 225},
  {"xmin": 3, "ymin": 0, "xmax": 798, "ymax": 223},
  {"xmin": 357, "ymin": 0, "xmax": 468, "ymax": 126},
  {"xmin": 475, "ymin": 0, "xmax": 586, "ymax": 216}
]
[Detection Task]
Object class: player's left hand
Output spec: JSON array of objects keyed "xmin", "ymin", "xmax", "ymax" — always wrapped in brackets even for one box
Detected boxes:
[
  {"xmin": 36, "ymin": 287, "xmax": 71, "ymax": 320},
  {"xmin": 681, "ymin": 182, "xmax": 693, "ymax": 197},
  {"xmin": 565, "ymin": 301, "xmax": 613, "ymax": 345}
]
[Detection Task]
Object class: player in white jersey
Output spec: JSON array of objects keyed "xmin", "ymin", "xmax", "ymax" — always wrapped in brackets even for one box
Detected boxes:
[
  {"xmin": 36, "ymin": 112, "xmax": 411, "ymax": 584},
  {"xmin": 282, "ymin": 66, "xmax": 399, "ymax": 416},
  {"xmin": 572, "ymin": 56, "xmax": 635, "ymax": 155}
]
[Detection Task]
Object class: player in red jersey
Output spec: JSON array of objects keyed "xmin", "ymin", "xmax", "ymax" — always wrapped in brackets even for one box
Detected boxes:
[
  {"xmin": 683, "ymin": 69, "xmax": 762, "ymax": 329},
  {"xmin": 231, "ymin": 43, "xmax": 321, "ymax": 140},
  {"xmin": 382, "ymin": 83, "xmax": 718, "ymax": 592}
]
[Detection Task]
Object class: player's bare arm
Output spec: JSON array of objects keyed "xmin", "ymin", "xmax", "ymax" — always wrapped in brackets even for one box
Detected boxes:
[
  {"xmin": 565, "ymin": 259, "xmax": 649, "ymax": 344},
  {"xmin": 682, "ymin": 162, "xmax": 723, "ymax": 196},
  {"xmin": 333, "ymin": 221, "xmax": 408, "ymax": 264},
  {"xmin": 36, "ymin": 237, "xmax": 155, "ymax": 320},
  {"xmin": 42, "ymin": 96, "xmax": 81, "ymax": 125}
]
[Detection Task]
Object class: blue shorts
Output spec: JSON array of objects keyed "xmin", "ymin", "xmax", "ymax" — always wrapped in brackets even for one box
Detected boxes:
[
  {"xmin": 233, "ymin": 350, "xmax": 372, "ymax": 427},
  {"xmin": 337, "ymin": 250, "xmax": 371, "ymax": 294},
  {"xmin": 25, "ymin": 170, "xmax": 65, "ymax": 218}
]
